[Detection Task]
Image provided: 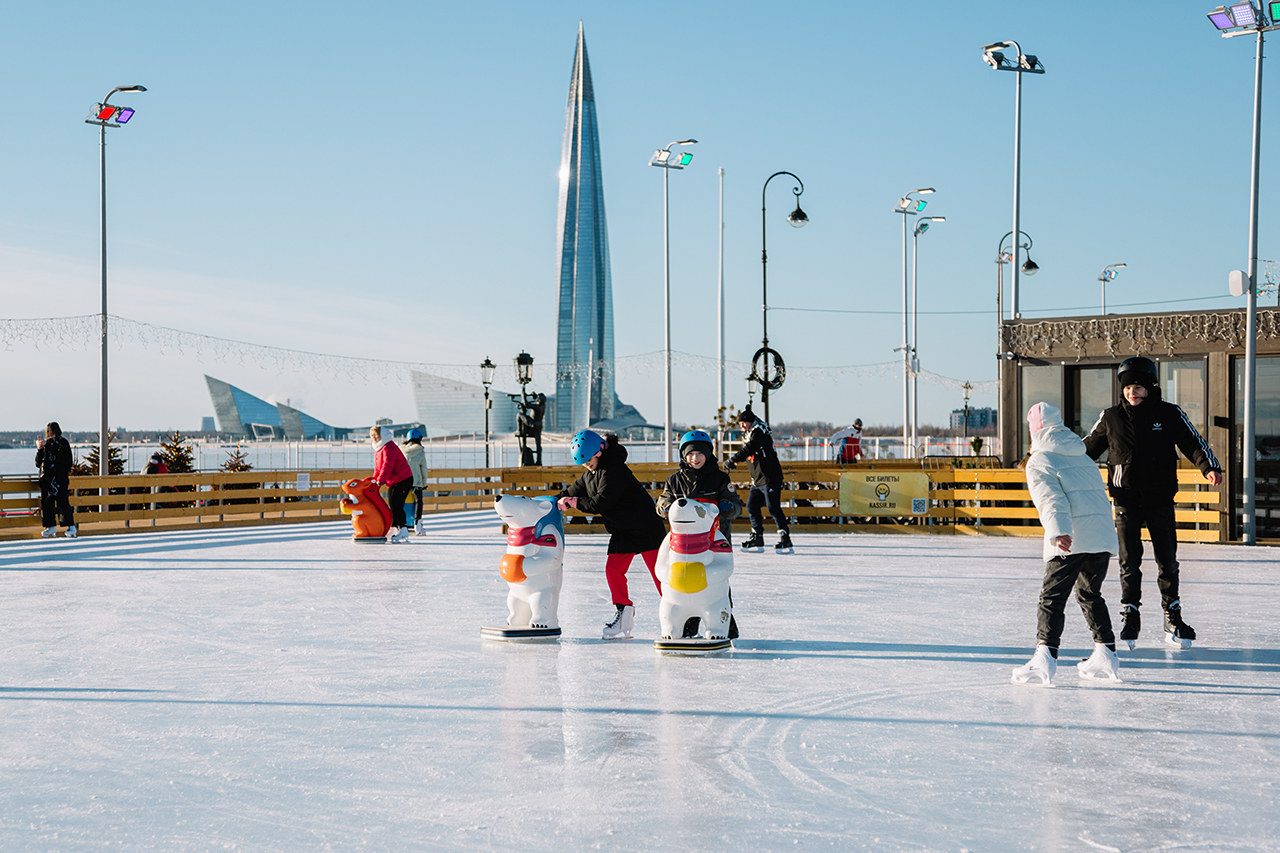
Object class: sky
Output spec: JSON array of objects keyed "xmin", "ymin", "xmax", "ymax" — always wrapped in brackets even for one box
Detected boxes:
[{"xmin": 1, "ymin": 1, "xmax": 1276, "ymax": 435}]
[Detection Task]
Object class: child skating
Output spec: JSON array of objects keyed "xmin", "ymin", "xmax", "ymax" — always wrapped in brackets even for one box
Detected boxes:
[{"xmin": 1012, "ymin": 402, "xmax": 1122, "ymax": 686}]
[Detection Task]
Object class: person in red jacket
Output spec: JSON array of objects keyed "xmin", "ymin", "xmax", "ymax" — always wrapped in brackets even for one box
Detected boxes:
[{"xmin": 370, "ymin": 425, "xmax": 414, "ymax": 543}]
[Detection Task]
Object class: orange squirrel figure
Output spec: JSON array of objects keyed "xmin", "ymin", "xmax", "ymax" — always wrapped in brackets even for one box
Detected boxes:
[{"xmin": 340, "ymin": 477, "xmax": 393, "ymax": 542}]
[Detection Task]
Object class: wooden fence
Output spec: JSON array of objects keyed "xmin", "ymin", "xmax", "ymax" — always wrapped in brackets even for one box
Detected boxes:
[{"xmin": 0, "ymin": 459, "xmax": 1223, "ymax": 542}]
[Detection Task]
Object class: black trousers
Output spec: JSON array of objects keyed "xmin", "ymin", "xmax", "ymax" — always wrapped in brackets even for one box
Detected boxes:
[
  {"xmin": 387, "ymin": 478, "xmax": 414, "ymax": 530},
  {"xmin": 40, "ymin": 479, "xmax": 73, "ymax": 528},
  {"xmin": 1115, "ymin": 501, "xmax": 1179, "ymax": 609},
  {"xmin": 1036, "ymin": 551, "xmax": 1115, "ymax": 648},
  {"xmin": 746, "ymin": 484, "xmax": 789, "ymax": 534},
  {"xmin": 412, "ymin": 488, "xmax": 424, "ymax": 525}
]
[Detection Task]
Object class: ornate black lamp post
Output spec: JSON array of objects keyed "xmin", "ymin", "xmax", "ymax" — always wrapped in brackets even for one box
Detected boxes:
[
  {"xmin": 480, "ymin": 357, "xmax": 496, "ymax": 467},
  {"xmin": 755, "ymin": 171, "xmax": 807, "ymax": 424}
]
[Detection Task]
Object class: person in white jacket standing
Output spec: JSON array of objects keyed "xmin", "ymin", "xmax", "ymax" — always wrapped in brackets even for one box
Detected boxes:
[{"xmin": 1012, "ymin": 402, "xmax": 1122, "ymax": 686}]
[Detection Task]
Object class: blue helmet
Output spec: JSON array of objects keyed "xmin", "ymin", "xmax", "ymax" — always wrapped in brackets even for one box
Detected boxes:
[
  {"xmin": 679, "ymin": 430, "xmax": 714, "ymax": 458},
  {"xmin": 407, "ymin": 428, "xmax": 425, "ymax": 440},
  {"xmin": 570, "ymin": 430, "xmax": 605, "ymax": 465}
]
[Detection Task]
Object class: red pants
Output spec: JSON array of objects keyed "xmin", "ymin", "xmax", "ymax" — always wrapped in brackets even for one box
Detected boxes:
[{"xmin": 605, "ymin": 550, "xmax": 661, "ymax": 606}]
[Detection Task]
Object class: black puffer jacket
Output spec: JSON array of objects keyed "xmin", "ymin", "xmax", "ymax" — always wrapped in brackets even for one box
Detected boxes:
[
  {"xmin": 655, "ymin": 459, "xmax": 742, "ymax": 520},
  {"xmin": 1083, "ymin": 387, "xmax": 1221, "ymax": 507},
  {"xmin": 35, "ymin": 436, "xmax": 73, "ymax": 487},
  {"xmin": 728, "ymin": 420, "xmax": 784, "ymax": 486},
  {"xmin": 557, "ymin": 441, "xmax": 667, "ymax": 554}
]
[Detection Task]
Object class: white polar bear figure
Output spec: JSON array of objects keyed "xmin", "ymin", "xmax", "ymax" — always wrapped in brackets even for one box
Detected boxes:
[
  {"xmin": 488, "ymin": 494, "xmax": 564, "ymax": 637},
  {"xmin": 654, "ymin": 498, "xmax": 735, "ymax": 644}
]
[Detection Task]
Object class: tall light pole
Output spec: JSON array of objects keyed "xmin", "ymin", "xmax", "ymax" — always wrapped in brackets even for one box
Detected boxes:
[
  {"xmin": 893, "ymin": 188, "xmax": 934, "ymax": 458},
  {"xmin": 480, "ymin": 357, "xmax": 496, "ymax": 468},
  {"xmin": 650, "ymin": 139, "xmax": 697, "ymax": 462},
  {"xmin": 718, "ymin": 167, "xmax": 726, "ymax": 441},
  {"xmin": 85, "ymin": 85, "xmax": 146, "ymax": 478},
  {"xmin": 995, "ymin": 230, "xmax": 1036, "ymax": 463},
  {"xmin": 757, "ymin": 171, "xmax": 808, "ymax": 425},
  {"xmin": 912, "ymin": 216, "xmax": 946, "ymax": 453},
  {"xmin": 1206, "ymin": 1, "xmax": 1277, "ymax": 544},
  {"xmin": 1098, "ymin": 263, "xmax": 1127, "ymax": 314},
  {"xmin": 982, "ymin": 41, "xmax": 1045, "ymax": 322}
]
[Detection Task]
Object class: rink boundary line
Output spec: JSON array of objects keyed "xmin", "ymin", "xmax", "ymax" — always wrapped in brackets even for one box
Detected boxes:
[{"xmin": 0, "ymin": 692, "xmax": 1276, "ymax": 737}]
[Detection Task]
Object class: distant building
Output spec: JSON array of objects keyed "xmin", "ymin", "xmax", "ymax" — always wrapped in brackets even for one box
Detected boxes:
[
  {"xmin": 204, "ymin": 375, "xmax": 354, "ymax": 440},
  {"xmin": 409, "ymin": 371, "xmax": 519, "ymax": 438},
  {"xmin": 949, "ymin": 407, "xmax": 995, "ymax": 431},
  {"xmin": 201, "ymin": 417, "xmax": 215, "ymax": 432}
]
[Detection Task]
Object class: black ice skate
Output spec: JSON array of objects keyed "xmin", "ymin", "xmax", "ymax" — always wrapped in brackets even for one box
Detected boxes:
[
  {"xmin": 774, "ymin": 531, "xmax": 793, "ymax": 554},
  {"xmin": 740, "ymin": 531, "xmax": 765, "ymax": 553},
  {"xmin": 1119, "ymin": 603, "xmax": 1141, "ymax": 650},
  {"xmin": 1163, "ymin": 600, "xmax": 1195, "ymax": 649}
]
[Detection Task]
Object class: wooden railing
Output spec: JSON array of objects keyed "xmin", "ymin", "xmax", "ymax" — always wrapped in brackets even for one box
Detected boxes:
[{"xmin": 0, "ymin": 460, "xmax": 1224, "ymax": 542}]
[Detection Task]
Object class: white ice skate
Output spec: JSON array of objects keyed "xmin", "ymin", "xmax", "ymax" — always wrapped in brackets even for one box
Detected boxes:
[
  {"xmin": 65, "ymin": 525, "xmax": 77, "ymax": 538},
  {"xmin": 41, "ymin": 527, "xmax": 55, "ymax": 538},
  {"xmin": 602, "ymin": 605, "xmax": 634, "ymax": 640},
  {"xmin": 388, "ymin": 527, "xmax": 410, "ymax": 544},
  {"xmin": 1011, "ymin": 644, "xmax": 1057, "ymax": 687},
  {"xmin": 1076, "ymin": 643, "xmax": 1122, "ymax": 682},
  {"xmin": 414, "ymin": 522, "xmax": 426, "ymax": 536}
]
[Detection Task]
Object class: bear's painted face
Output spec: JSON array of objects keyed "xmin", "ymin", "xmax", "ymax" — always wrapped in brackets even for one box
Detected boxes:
[
  {"xmin": 666, "ymin": 497, "xmax": 719, "ymax": 533},
  {"xmin": 494, "ymin": 494, "xmax": 557, "ymax": 529}
]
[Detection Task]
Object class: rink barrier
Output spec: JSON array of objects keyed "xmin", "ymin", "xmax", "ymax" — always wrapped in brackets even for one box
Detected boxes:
[{"xmin": 0, "ymin": 461, "xmax": 1224, "ymax": 542}]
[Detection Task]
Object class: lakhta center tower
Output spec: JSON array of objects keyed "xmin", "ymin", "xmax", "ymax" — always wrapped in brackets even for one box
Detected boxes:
[{"xmin": 553, "ymin": 22, "xmax": 615, "ymax": 433}]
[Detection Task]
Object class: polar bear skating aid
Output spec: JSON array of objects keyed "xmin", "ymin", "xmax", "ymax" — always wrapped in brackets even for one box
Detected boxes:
[
  {"xmin": 481, "ymin": 494, "xmax": 565, "ymax": 642},
  {"xmin": 652, "ymin": 498, "xmax": 734, "ymax": 655}
]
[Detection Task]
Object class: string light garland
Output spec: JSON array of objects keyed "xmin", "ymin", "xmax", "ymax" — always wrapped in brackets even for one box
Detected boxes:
[
  {"xmin": 1003, "ymin": 310, "xmax": 1280, "ymax": 359},
  {"xmin": 0, "ymin": 314, "xmax": 996, "ymax": 394}
]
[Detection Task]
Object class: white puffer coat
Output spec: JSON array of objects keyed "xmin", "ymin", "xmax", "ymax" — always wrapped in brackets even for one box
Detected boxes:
[{"xmin": 1024, "ymin": 402, "xmax": 1119, "ymax": 562}]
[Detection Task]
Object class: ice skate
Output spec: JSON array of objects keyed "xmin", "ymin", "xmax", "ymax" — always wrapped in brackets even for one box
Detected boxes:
[
  {"xmin": 740, "ymin": 531, "xmax": 765, "ymax": 553},
  {"xmin": 65, "ymin": 525, "xmax": 77, "ymax": 538},
  {"xmin": 1119, "ymin": 603, "xmax": 1140, "ymax": 650},
  {"xmin": 1076, "ymin": 643, "xmax": 1122, "ymax": 682},
  {"xmin": 388, "ymin": 527, "xmax": 410, "ymax": 544},
  {"xmin": 1011, "ymin": 644, "xmax": 1057, "ymax": 686},
  {"xmin": 774, "ymin": 531, "xmax": 793, "ymax": 554},
  {"xmin": 414, "ymin": 522, "xmax": 426, "ymax": 536},
  {"xmin": 41, "ymin": 527, "xmax": 55, "ymax": 538},
  {"xmin": 602, "ymin": 604, "xmax": 634, "ymax": 640},
  {"xmin": 1163, "ymin": 600, "xmax": 1195, "ymax": 649}
]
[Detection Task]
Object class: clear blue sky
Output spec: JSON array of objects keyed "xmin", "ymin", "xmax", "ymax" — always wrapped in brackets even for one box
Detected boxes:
[{"xmin": 1, "ymin": 1, "xmax": 1272, "ymax": 434}]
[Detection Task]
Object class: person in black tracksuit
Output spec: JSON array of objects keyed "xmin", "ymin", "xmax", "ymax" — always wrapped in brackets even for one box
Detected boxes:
[
  {"xmin": 1083, "ymin": 356, "xmax": 1222, "ymax": 649},
  {"xmin": 35, "ymin": 421, "xmax": 75, "ymax": 537},
  {"xmin": 556, "ymin": 432, "xmax": 668, "ymax": 639},
  {"xmin": 726, "ymin": 408, "xmax": 791, "ymax": 552}
]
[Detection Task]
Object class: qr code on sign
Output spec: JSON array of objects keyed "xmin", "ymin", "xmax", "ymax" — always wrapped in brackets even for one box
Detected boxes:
[{"xmin": 912, "ymin": 498, "xmax": 927, "ymax": 515}]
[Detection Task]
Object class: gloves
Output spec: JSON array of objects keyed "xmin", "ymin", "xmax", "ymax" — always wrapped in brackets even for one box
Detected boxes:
[
  {"xmin": 718, "ymin": 500, "xmax": 735, "ymax": 516},
  {"xmin": 725, "ymin": 461, "xmax": 736, "ymax": 470}
]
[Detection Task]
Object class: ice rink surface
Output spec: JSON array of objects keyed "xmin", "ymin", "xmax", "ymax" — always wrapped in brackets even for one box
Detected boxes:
[{"xmin": 1, "ymin": 514, "xmax": 1277, "ymax": 852}]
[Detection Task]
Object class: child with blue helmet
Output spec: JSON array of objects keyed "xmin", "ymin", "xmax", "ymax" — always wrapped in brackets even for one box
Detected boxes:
[
  {"xmin": 656, "ymin": 430, "xmax": 742, "ymax": 543},
  {"xmin": 557, "ymin": 430, "xmax": 668, "ymax": 639},
  {"xmin": 402, "ymin": 428, "xmax": 428, "ymax": 535}
]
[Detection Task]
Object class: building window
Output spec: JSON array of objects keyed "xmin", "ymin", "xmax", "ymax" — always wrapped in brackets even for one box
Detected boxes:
[
  {"xmin": 1160, "ymin": 359, "xmax": 1207, "ymax": 435},
  {"xmin": 1020, "ymin": 363, "xmax": 1063, "ymax": 456}
]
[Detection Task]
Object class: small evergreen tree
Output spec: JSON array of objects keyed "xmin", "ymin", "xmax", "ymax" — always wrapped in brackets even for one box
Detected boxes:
[
  {"xmin": 75, "ymin": 434, "xmax": 124, "ymax": 476},
  {"xmin": 159, "ymin": 431, "xmax": 196, "ymax": 474},
  {"xmin": 221, "ymin": 446, "xmax": 253, "ymax": 473}
]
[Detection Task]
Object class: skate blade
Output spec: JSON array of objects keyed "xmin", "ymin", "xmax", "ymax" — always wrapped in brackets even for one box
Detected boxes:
[
  {"xmin": 481, "ymin": 625, "xmax": 561, "ymax": 643},
  {"xmin": 1164, "ymin": 632, "xmax": 1192, "ymax": 650},
  {"xmin": 601, "ymin": 632, "xmax": 633, "ymax": 641},
  {"xmin": 654, "ymin": 638, "xmax": 732, "ymax": 656},
  {"xmin": 774, "ymin": 547, "xmax": 794, "ymax": 555},
  {"xmin": 352, "ymin": 536, "xmax": 388, "ymax": 544},
  {"xmin": 1077, "ymin": 668, "xmax": 1123, "ymax": 683},
  {"xmin": 1010, "ymin": 671, "xmax": 1054, "ymax": 687},
  {"xmin": 740, "ymin": 546, "xmax": 764, "ymax": 553},
  {"xmin": 1122, "ymin": 638, "xmax": 1136, "ymax": 651}
]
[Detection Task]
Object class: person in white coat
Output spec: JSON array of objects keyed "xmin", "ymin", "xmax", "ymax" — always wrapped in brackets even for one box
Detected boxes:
[{"xmin": 1012, "ymin": 402, "xmax": 1122, "ymax": 686}]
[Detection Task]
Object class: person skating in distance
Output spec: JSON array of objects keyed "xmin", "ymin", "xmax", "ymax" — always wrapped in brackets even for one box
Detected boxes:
[
  {"xmin": 1012, "ymin": 402, "xmax": 1121, "ymax": 686},
  {"xmin": 1083, "ymin": 357, "xmax": 1223, "ymax": 649},
  {"xmin": 556, "ymin": 430, "xmax": 668, "ymax": 640},
  {"xmin": 726, "ymin": 408, "xmax": 792, "ymax": 553}
]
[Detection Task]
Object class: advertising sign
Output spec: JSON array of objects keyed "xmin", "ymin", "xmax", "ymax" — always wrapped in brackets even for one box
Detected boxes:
[{"xmin": 838, "ymin": 471, "xmax": 930, "ymax": 516}]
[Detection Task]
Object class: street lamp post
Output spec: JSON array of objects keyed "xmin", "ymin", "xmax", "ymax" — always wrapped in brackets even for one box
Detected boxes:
[
  {"xmin": 911, "ymin": 216, "xmax": 946, "ymax": 454},
  {"xmin": 1098, "ymin": 263, "xmax": 1127, "ymax": 314},
  {"xmin": 994, "ymin": 230, "xmax": 1036, "ymax": 463},
  {"xmin": 84, "ymin": 85, "xmax": 146, "ymax": 479},
  {"xmin": 514, "ymin": 351, "xmax": 535, "ymax": 467},
  {"xmin": 893, "ymin": 189, "xmax": 934, "ymax": 458},
  {"xmin": 650, "ymin": 139, "xmax": 697, "ymax": 463},
  {"xmin": 962, "ymin": 380, "xmax": 974, "ymax": 445},
  {"xmin": 756, "ymin": 171, "xmax": 808, "ymax": 425},
  {"xmin": 480, "ymin": 357, "xmax": 496, "ymax": 468},
  {"xmin": 718, "ymin": 166, "xmax": 726, "ymax": 447},
  {"xmin": 982, "ymin": 41, "xmax": 1045, "ymax": 322},
  {"xmin": 1206, "ymin": 1, "xmax": 1276, "ymax": 544}
]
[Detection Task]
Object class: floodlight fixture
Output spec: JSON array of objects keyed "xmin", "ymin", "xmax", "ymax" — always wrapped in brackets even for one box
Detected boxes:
[
  {"xmin": 1099, "ymin": 262, "xmax": 1127, "ymax": 283},
  {"xmin": 1208, "ymin": 6, "xmax": 1237, "ymax": 28},
  {"xmin": 914, "ymin": 199, "xmax": 928, "ymax": 212},
  {"xmin": 114, "ymin": 107, "xmax": 135, "ymax": 124},
  {"xmin": 1231, "ymin": 1, "xmax": 1260, "ymax": 26},
  {"xmin": 1272, "ymin": 2, "xmax": 1280, "ymax": 22},
  {"xmin": 678, "ymin": 152, "xmax": 693, "ymax": 166},
  {"xmin": 650, "ymin": 138, "xmax": 697, "ymax": 170},
  {"xmin": 653, "ymin": 149, "xmax": 671, "ymax": 163},
  {"xmin": 1021, "ymin": 255, "xmax": 1040, "ymax": 275}
]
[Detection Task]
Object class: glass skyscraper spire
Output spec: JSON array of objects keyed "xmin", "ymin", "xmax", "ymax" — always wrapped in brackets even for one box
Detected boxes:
[{"xmin": 554, "ymin": 22, "xmax": 615, "ymax": 433}]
